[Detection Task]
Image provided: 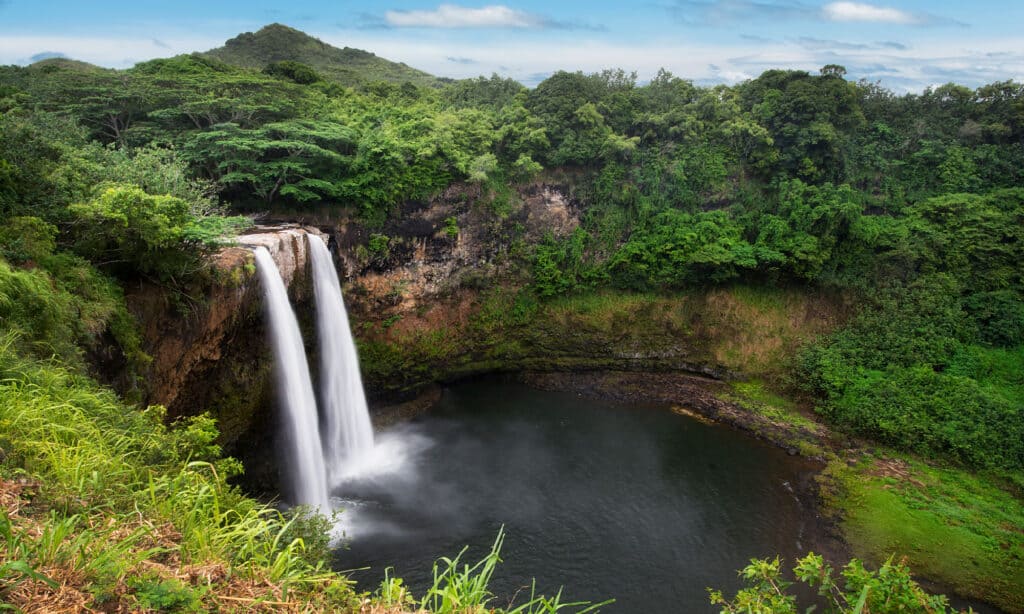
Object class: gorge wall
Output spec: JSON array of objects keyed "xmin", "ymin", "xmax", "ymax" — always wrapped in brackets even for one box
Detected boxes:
[
  {"xmin": 325, "ymin": 178, "xmax": 845, "ymax": 397},
  {"xmin": 126, "ymin": 226, "xmax": 324, "ymax": 490},
  {"xmin": 125, "ymin": 179, "xmax": 846, "ymax": 489}
]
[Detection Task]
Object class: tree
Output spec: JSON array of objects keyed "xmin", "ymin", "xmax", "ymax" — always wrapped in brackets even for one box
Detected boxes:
[
  {"xmin": 183, "ymin": 120, "xmax": 354, "ymax": 205},
  {"xmin": 740, "ymin": 69, "xmax": 864, "ymax": 182},
  {"xmin": 68, "ymin": 185, "xmax": 244, "ymax": 282}
]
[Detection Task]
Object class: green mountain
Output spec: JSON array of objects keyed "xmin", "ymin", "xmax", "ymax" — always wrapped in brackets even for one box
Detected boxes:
[{"xmin": 202, "ymin": 23, "xmax": 441, "ymax": 87}]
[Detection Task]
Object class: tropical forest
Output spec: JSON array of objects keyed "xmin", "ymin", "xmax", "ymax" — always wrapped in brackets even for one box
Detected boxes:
[{"xmin": 0, "ymin": 10, "xmax": 1022, "ymax": 614}]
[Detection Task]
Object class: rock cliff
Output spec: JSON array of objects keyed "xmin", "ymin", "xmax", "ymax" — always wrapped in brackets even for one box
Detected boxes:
[
  {"xmin": 126, "ymin": 225, "xmax": 324, "ymax": 490},
  {"xmin": 123, "ymin": 180, "xmax": 843, "ymax": 491}
]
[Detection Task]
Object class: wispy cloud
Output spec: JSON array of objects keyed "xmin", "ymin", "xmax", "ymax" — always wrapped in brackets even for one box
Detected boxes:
[
  {"xmin": 795, "ymin": 36, "xmax": 871, "ymax": 50},
  {"xmin": 380, "ymin": 4, "xmax": 602, "ymax": 31},
  {"xmin": 446, "ymin": 56, "xmax": 477, "ymax": 64},
  {"xmin": 793, "ymin": 37, "xmax": 908, "ymax": 51},
  {"xmin": 385, "ymin": 4, "xmax": 546, "ymax": 28},
  {"xmin": 821, "ymin": 2, "xmax": 916, "ymax": 24},
  {"xmin": 671, "ymin": 0, "xmax": 963, "ymax": 27}
]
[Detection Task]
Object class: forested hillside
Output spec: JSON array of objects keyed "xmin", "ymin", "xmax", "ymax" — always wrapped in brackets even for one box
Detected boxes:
[
  {"xmin": 1, "ymin": 25, "xmax": 1023, "ymax": 612},
  {"xmin": 4, "ymin": 48, "xmax": 1021, "ymax": 470}
]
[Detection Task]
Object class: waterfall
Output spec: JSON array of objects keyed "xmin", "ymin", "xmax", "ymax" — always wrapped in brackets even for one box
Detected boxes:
[
  {"xmin": 308, "ymin": 236, "xmax": 375, "ymax": 484},
  {"xmin": 252, "ymin": 247, "xmax": 330, "ymax": 511}
]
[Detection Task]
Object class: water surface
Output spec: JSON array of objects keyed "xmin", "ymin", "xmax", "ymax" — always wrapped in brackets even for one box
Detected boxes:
[{"xmin": 332, "ymin": 380, "xmax": 812, "ymax": 612}]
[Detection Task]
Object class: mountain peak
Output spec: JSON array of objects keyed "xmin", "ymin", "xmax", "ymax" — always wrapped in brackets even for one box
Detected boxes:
[{"xmin": 204, "ymin": 24, "xmax": 439, "ymax": 88}]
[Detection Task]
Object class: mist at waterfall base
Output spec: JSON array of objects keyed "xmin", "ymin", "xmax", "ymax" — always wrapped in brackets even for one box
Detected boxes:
[{"xmin": 332, "ymin": 381, "xmax": 815, "ymax": 613}]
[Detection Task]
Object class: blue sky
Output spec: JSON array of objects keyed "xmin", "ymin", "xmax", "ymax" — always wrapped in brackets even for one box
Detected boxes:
[{"xmin": 2, "ymin": 1, "xmax": 1022, "ymax": 91}]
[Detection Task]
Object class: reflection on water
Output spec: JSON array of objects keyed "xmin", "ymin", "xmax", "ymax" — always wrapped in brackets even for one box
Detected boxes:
[{"xmin": 330, "ymin": 380, "xmax": 812, "ymax": 612}]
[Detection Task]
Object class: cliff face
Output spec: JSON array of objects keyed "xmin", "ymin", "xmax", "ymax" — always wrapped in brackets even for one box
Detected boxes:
[
  {"xmin": 126, "ymin": 226, "xmax": 324, "ymax": 487},
  {"xmin": 328, "ymin": 179, "xmax": 843, "ymax": 397},
  {"xmin": 334, "ymin": 180, "xmax": 581, "ymax": 315},
  {"xmin": 123, "ymin": 180, "xmax": 843, "ymax": 490}
]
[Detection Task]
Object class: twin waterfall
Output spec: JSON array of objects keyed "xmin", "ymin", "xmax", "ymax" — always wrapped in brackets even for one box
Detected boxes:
[
  {"xmin": 252, "ymin": 236, "xmax": 374, "ymax": 511},
  {"xmin": 309, "ymin": 238, "xmax": 374, "ymax": 484}
]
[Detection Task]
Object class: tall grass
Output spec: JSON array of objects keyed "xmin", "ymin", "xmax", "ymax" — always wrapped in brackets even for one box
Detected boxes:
[
  {"xmin": 415, "ymin": 527, "xmax": 612, "ymax": 614},
  {"xmin": 0, "ymin": 332, "xmax": 607, "ymax": 612},
  {"xmin": 0, "ymin": 333, "xmax": 343, "ymax": 609}
]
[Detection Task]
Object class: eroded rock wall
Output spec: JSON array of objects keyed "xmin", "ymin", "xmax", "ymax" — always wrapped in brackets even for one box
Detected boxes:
[
  {"xmin": 127, "ymin": 226, "xmax": 325, "ymax": 485},
  {"xmin": 124, "ymin": 180, "xmax": 843, "ymax": 491}
]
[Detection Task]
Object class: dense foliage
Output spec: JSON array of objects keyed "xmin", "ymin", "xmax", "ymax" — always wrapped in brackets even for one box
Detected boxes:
[
  {"xmin": 2, "ymin": 26, "xmax": 1023, "ymax": 610},
  {"xmin": 4, "ymin": 39, "xmax": 1023, "ymax": 469}
]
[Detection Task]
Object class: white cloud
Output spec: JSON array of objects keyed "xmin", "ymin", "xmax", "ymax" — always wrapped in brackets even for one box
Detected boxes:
[
  {"xmin": 325, "ymin": 31, "xmax": 1024, "ymax": 91},
  {"xmin": 822, "ymin": 2, "xmax": 918, "ymax": 24},
  {"xmin": 2, "ymin": 29, "xmax": 1021, "ymax": 93},
  {"xmin": 384, "ymin": 4, "xmax": 545, "ymax": 29}
]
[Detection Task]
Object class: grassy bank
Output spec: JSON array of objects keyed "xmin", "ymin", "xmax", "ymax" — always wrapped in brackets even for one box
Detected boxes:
[
  {"xmin": 821, "ymin": 451, "xmax": 1024, "ymax": 612},
  {"xmin": 724, "ymin": 379, "xmax": 829, "ymax": 457},
  {"xmin": 0, "ymin": 335, "xmax": 355, "ymax": 611},
  {"xmin": 0, "ymin": 334, "xmax": 611, "ymax": 613}
]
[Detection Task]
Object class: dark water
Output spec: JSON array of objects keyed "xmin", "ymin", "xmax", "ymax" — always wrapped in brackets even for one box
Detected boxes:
[{"xmin": 331, "ymin": 381, "xmax": 814, "ymax": 612}]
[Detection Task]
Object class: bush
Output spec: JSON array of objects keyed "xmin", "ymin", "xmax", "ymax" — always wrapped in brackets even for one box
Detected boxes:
[
  {"xmin": 127, "ymin": 575, "xmax": 205, "ymax": 613},
  {"xmin": 710, "ymin": 553, "xmax": 958, "ymax": 613},
  {"xmin": 68, "ymin": 185, "xmax": 245, "ymax": 282},
  {"xmin": 0, "ymin": 216, "xmax": 57, "ymax": 263},
  {"xmin": 824, "ymin": 366, "xmax": 1023, "ymax": 469}
]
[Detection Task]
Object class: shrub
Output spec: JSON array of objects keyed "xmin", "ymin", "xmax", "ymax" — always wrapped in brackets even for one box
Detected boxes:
[
  {"xmin": 710, "ymin": 553, "xmax": 958, "ymax": 613},
  {"xmin": 68, "ymin": 184, "xmax": 246, "ymax": 282}
]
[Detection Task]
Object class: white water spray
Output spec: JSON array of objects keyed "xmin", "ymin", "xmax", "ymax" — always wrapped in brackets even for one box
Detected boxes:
[
  {"xmin": 252, "ymin": 246, "xmax": 330, "ymax": 511},
  {"xmin": 308, "ymin": 237, "xmax": 375, "ymax": 484}
]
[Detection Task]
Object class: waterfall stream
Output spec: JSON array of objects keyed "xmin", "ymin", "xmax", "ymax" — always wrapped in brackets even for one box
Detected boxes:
[
  {"xmin": 252, "ymin": 246, "xmax": 330, "ymax": 511},
  {"xmin": 308, "ymin": 237, "xmax": 374, "ymax": 485},
  {"xmin": 252, "ymin": 233, "xmax": 378, "ymax": 512}
]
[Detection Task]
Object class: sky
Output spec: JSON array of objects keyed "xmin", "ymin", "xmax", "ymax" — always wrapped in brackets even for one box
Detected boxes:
[{"xmin": 1, "ymin": 1, "xmax": 1023, "ymax": 91}]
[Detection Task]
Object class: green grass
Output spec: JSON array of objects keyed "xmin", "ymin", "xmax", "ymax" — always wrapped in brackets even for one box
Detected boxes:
[
  {"xmin": 726, "ymin": 380, "xmax": 827, "ymax": 456},
  {"xmin": 544, "ymin": 290, "xmax": 661, "ymax": 316},
  {"xmin": 730, "ymin": 380, "xmax": 810, "ymax": 426},
  {"xmin": 408, "ymin": 527, "xmax": 612, "ymax": 614},
  {"xmin": 0, "ymin": 333, "xmax": 348, "ymax": 610},
  {"xmin": 823, "ymin": 452, "xmax": 1024, "ymax": 613}
]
